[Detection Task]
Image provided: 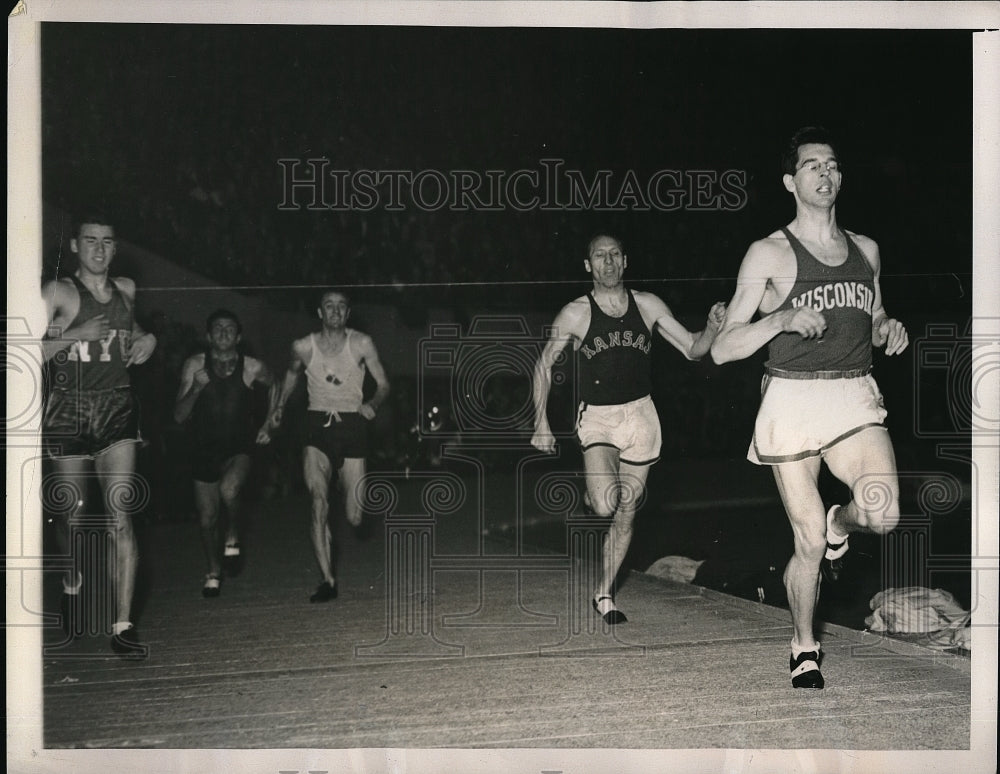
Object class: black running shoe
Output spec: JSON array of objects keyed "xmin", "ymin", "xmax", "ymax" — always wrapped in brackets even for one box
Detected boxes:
[
  {"xmin": 822, "ymin": 547, "xmax": 848, "ymax": 583},
  {"xmin": 592, "ymin": 595, "xmax": 627, "ymax": 625},
  {"xmin": 110, "ymin": 627, "xmax": 148, "ymax": 659},
  {"xmin": 223, "ymin": 543, "xmax": 243, "ymax": 577},
  {"xmin": 310, "ymin": 581, "xmax": 338, "ymax": 603},
  {"xmin": 822, "ymin": 505, "xmax": 849, "ymax": 583},
  {"xmin": 202, "ymin": 574, "xmax": 222, "ymax": 598},
  {"xmin": 789, "ymin": 650, "xmax": 824, "ymax": 689}
]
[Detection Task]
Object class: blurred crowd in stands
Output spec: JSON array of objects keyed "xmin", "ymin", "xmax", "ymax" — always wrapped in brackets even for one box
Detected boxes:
[{"xmin": 41, "ymin": 24, "xmax": 766, "ymax": 297}]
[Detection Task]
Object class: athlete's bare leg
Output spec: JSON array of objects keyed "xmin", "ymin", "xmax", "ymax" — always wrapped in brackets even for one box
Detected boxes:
[
  {"xmin": 339, "ymin": 457, "xmax": 366, "ymax": 528},
  {"xmin": 193, "ymin": 479, "xmax": 222, "ymax": 578},
  {"xmin": 601, "ymin": 461, "xmax": 649, "ymax": 600},
  {"xmin": 94, "ymin": 441, "xmax": 140, "ymax": 628},
  {"xmin": 48, "ymin": 457, "xmax": 90, "ymax": 590},
  {"xmin": 823, "ymin": 426, "xmax": 901, "ymax": 537},
  {"xmin": 583, "ymin": 446, "xmax": 650, "ymax": 602},
  {"xmin": 218, "ymin": 453, "xmax": 252, "ymax": 552},
  {"xmin": 303, "ymin": 446, "xmax": 335, "ymax": 586},
  {"xmin": 771, "ymin": 456, "xmax": 825, "ymax": 650},
  {"xmin": 773, "ymin": 426, "xmax": 901, "ymax": 651}
]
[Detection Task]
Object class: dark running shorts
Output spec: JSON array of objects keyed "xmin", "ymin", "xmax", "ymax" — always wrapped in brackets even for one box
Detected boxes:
[
  {"xmin": 304, "ymin": 410, "xmax": 368, "ymax": 468},
  {"xmin": 43, "ymin": 387, "xmax": 140, "ymax": 459}
]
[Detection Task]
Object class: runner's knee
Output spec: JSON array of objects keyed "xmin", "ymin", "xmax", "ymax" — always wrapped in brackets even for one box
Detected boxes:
[
  {"xmin": 792, "ymin": 527, "xmax": 826, "ymax": 561},
  {"xmin": 219, "ymin": 480, "xmax": 242, "ymax": 505},
  {"xmin": 587, "ymin": 485, "xmax": 619, "ymax": 518},
  {"xmin": 590, "ymin": 497, "xmax": 616, "ymax": 519},
  {"xmin": 866, "ymin": 505, "xmax": 899, "ymax": 535}
]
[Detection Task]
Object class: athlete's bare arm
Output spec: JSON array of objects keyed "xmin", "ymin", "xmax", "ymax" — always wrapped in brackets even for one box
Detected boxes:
[
  {"xmin": 355, "ymin": 333, "xmax": 391, "ymax": 420},
  {"xmin": 711, "ymin": 238, "xmax": 828, "ymax": 364},
  {"xmin": 173, "ymin": 353, "xmax": 209, "ymax": 424},
  {"xmin": 242, "ymin": 357, "xmax": 279, "ymax": 443},
  {"xmin": 848, "ymin": 231, "xmax": 909, "ymax": 356},
  {"xmin": 112, "ymin": 277, "xmax": 157, "ymax": 366},
  {"xmin": 530, "ymin": 297, "xmax": 589, "ymax": 453},
  {"xmin": 635, "ymin": 291, "xmax": 726, "ymax": 361},
  {"xmin": 267, "ymin": 336, "xmax": 311, "ymax": 431}
]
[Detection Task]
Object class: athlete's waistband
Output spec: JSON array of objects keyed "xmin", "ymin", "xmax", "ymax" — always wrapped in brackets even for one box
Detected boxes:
[
  {"xmin": 578, "ymin": 394, "xmax": 652, "ymax": 409},
  {"xmin": 765, "ymin": 366, "xmax": 872, "ymax": 380},
  {"xmin": 308, "ymin": 408, "xmax": 360, "ymax": 426},
  {"xmin": 308, "ymin": 406, "xmax": 361, "ymax": 415}
]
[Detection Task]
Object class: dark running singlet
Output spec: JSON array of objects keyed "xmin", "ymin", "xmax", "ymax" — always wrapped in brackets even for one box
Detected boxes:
[
  {"xmin": 577, "ymin": 289, "xmax": 653, "ymax": 405},
  {"xmin": 49, "ymin": 275, "xmax": 133, "ymax": 391},
  {"xmin": 189, "ymin": 351, "xmax": 257, "ymax": 453},
  {"xmin": 764, "ymin": 228, "xmax": 875, "ymax": 372}
]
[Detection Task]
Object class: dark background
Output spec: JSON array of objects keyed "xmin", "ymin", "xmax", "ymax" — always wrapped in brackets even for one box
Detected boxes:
[
  {"xmin": 40, "ymin": 24, "xmax": 976, "ymax": 625},
  {"xmin": 41, "ymin": 25, "xmax": 971, "ymax": 292}
]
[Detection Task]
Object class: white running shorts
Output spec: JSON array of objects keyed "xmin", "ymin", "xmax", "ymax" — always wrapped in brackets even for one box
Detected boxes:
[
  {"xmin": 748, "ymin": 372, "xmax": 888, "ymax": 465},
  {"xmin": 577, "ymin": 394, "xmax": 662, "ymax": 466}
]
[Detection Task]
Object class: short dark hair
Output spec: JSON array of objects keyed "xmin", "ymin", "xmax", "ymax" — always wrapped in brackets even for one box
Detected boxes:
[
  {"xmin": 317, "ymin": 288, "xmax": 351, "ymax": 308},
  {"xmin": 587, "ymin": 233, "xmax": 625, "ymax": 256},
  {"xmin": 74, "ymin": 214, "xmax": 115, "ymax": 237},
  {"xmin": 206, "ymin": 308, "xmax": 242, "ymax": 334},
  {"xmin": 781, "ymin": 127, "xmax": 840, "ymax": 177}
]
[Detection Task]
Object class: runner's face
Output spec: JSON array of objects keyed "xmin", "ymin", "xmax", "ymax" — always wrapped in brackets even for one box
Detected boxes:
[
  {"xmin": 72, "ymin": 224, "xmax": 116, "ymax": 275},
  {"xmin": 207, "ymin": 319, "xmax": 241, "ymax": 351},
  {"xmin": 787, "ymin": 143, "xmax": 841, "ymax": 204},
  {"xmin": 318, "ymin": 294, "xmax": 350, "ymax": 328},
  {"xmin": 585, "ymin": 237, "xmax": 627, "ymax": 288}
]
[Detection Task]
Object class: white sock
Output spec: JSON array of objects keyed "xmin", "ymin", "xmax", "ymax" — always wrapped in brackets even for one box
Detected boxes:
[
  {"xmin": 594, "ymin": 594, "xmax": 616, "ymax": 614},
  {"xmin": 791, "ymin": 639, "xmax": 820, "ymax": 658},
  {"xmin": 827, "ymin": 505, "xmax": 849, "ymax": 544},
  {"xmin": 62, "ymin": 572, "xmax": 83, "ymax": 594},
  {"xmin": 112, "ymin": 621, "xmax": 133, "ymax": 636}
]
